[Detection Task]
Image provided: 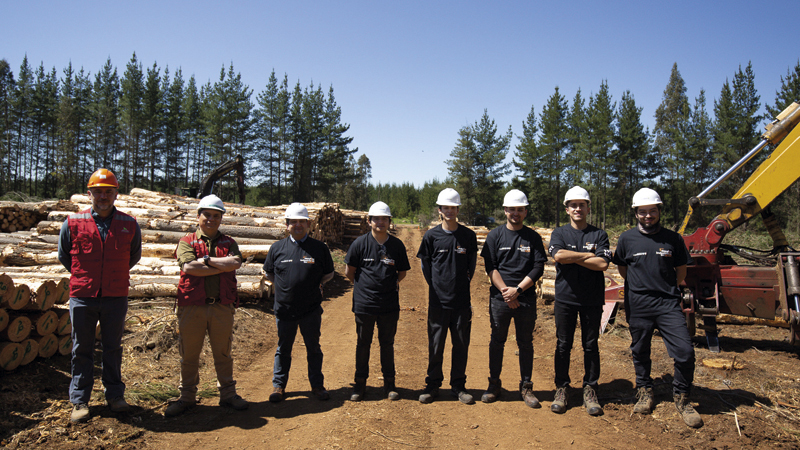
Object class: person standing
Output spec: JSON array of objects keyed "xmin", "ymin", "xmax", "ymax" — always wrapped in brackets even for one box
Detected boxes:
[
  {"xmin": 58, "ymin": 169, "xmax": 142, "ymax": 423},
  {"xmin": 345, "ymin": 202, "xmax": 410, "ymax": 401},
  {"xmin": 416, "ymin": 189, "xmax": 478, "ymax": 404},
  {"xmin": 548, "ymin": 186, "xmax": 611, "ymax": 416},
  {"xmin": 263, "ymin": 203, "xmax": 335, "ymax": 403},
  {"xmin": 165, "ymin": 195, "xmax": 248, "ymax": 417},
  {"xmin": 612, "ymin": 188, "xmax": 703, "ymax": 428},
  {"xmin": 479, "ymin": 189, "xmax": 547, "ymax": 408}
]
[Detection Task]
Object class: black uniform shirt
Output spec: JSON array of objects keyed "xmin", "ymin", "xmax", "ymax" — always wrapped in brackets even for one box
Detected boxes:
[
  {"xmin": 345, "ymin": 232, "xmax": 411, "ymax": 315},
  {"xmin": 417, "ymin": 224, "xmax": 478, "ymax": 309},
  {"xmin": 612, "ymin": 227, "xmax": 693, "ymax": 317},
  {"xmin": 480, "ymin": 225, "xmax": 547, "ymax": 303},
  {"xmin": 262, "ymin": 235, "xmax": 334, "ymax": 320},
  {"xmin": 548, "ymin": 224, "xmax": 612, "ymax": 307}
]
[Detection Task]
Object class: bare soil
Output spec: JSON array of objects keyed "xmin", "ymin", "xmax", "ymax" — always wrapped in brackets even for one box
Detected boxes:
[{"xmin": 3, "ymin": 225, "xmax": 800, "ymax": 449}]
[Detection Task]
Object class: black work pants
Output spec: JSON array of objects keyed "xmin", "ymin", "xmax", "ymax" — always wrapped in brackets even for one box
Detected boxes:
[
  {"xmin": 354, "ymin": 311, "xmax": 399, "ymax": 380},
  {"xmin": 553, "ymin": 301, "xmax": 602, "ymax": 388},
  {"xmin": 425, "ymin": 306, "xmax": 472, "ymax": 389},
  {"xmin": 629, "ymin": 308, "xmax": 695, "ymax": 395}
]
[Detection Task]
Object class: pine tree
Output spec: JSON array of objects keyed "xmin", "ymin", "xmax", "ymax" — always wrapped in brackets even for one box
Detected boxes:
[
  {"xmin": 142, "ymin": 62, "xmax": 165, "ymax": 190},
  {"xmin": 90, "ymin": 58, "xmax": 120, "ymax": 171},
  {"xmin": 654, "ymin": 63, "xmax": 691, "ymax": 223},
  {"xmin": 119, "ymin": 53, "xmax": 145, "ymax": 192},
  {"xmin": 614, "ymin": 91, "xmax": 650, "ymax": 225},
  {"xmin": 447, "ymin": 125, "xmax": 478, "ymax": 223},
  {"xmin": 565, "ymin": 89, "xmax": 588, "ymax": 189},
  {"xmin": 163, "ymin": 67, "xmax": 185, "ymax": 192},
  {"xmin": 767, "ymin": 60, "xmax": 800, "ymax": 117},
  {"xmin": 0, "ymin": 59, "xmax": 14, "ymax": 193},
  {"xmin": 536, "ymin": 87, "xmax": 570, "ymax": 227},
  {"xmin": 585, "ymin": 81, "xmax": 616, "ymax": 227},
  {"xmin": 513, "ymin": 104, "xmax": 539, "ymax": 214}
]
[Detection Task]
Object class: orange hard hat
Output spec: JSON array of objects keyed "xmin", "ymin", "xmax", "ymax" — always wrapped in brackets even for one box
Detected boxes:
[{"xmin": 87, "ymin": 168, "xmax": 119, "ymax": 188}]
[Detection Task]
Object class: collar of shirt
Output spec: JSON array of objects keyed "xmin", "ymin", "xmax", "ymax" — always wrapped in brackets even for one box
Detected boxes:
[
  {"xmin": 195, "ymin": 229, "xmax": 221, "ymax": 243},
  {"xmin": 290, "ymin": 234, "xmax": 308, "ymax": 244},
  {"xmin": 91, "ymin": 207, "xmax": 116, "ymax": 223}
]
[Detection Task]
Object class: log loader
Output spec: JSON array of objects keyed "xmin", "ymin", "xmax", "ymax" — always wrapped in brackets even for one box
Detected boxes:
[{"xmin": 604, "ymin": 102, "xmax": 800, "ymax": 352}]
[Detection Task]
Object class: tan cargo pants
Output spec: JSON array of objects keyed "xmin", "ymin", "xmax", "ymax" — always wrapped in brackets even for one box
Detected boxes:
[{"xmin": 177, "ymin": 303, "xmax": 237, "ymax": 402}]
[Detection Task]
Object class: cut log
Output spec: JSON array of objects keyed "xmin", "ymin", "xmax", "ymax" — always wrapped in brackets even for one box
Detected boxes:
[
  {"xmin": 0, "ymin": 342, "xmax": 23, "ymax": 371},
  {"xmin": 55, "ymin": 308, "xmax": 71, "ymax": 335},
  {"xmin": 2, "ymin": 314, "xmax": 31, "ymax": 342},
  {"xmin": 53, "ymin": 279, "xmax": 69, "ymax": 305},
  {"xmin": 36, "ymin": 334, "xmax": 58, "ymax": 358},
  {"xmin": 19, "ymin": 338, "xmax": 39, "ymax": 366},
  {"xmin": 1, "ymin": 284, "xmax": 31, "ymax": 310},
  {"xmin": 29, "ymin": 310, "xmax": 58, "ymax": 336},
  {"xmin": 0, "ymin": 308, "xmax": 7, "ymax": 333},
  {"xmin": 57, "ymin": 335, "xmax": 71, "ymax": 356},
  {"xmin": 20, "ymin": 280, "xmax": 57, "ymax": 311},
  {"xmin": 0, "ymin": 274, "xmax": 14, "ymax": 304}
]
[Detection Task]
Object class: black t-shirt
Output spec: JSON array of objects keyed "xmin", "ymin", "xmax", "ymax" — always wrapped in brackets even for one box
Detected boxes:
[
  {"xmin": 548, "ymin": 224, "xmax": 612, "ymax": 307},
  {"xmin": 612, "ymin": 227, "xmax": 693, "ymax": 317},
  {"xmin": 480, "ymin": 225, "xmax": 547, "ymax": 303},
  {"xmin": 416, "ymin": 224, "xmax": 478, "ymax": 309},
  {"xmin": 345, "ymin": 232, "xmax": 411, "ymax": 315},
  {"xmin": 262, "ymin": 236, "xmax": 334, "ymax": 320}
]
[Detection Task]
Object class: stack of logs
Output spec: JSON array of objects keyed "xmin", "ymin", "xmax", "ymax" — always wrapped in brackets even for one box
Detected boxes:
[
  {"xmin": 0, "ymin": 200, "xmax": 75, "ymax": 233},
  {"xmin": 0, "ymin": 273, "xmax": 71, "ymax": 370},
  {"xmin": 341, "ymin": 209, "xmax": 369, "ymax": 243}
]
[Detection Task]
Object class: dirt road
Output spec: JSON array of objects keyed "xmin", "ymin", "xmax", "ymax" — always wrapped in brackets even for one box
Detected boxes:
[{"xmin": 4, "ymin": 225, "xmax": 800, "ymax": 449}]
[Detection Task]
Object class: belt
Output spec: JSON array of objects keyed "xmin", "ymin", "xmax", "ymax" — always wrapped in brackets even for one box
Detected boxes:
[{"xmin": 205, "ymin": 297, "xmax": 219, "ymax": 304}]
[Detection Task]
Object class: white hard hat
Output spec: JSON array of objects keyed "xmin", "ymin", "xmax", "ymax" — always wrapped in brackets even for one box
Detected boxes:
[
  {"xmin": 563, "ymin": 186, "xmax": 591, "ymax": 205},
  {"xmin": 631, "ymin": 188, "xmax": 663, "ymax": 208},
  {"xmin": 368, "ymin": 201, "xmax": 392, "ymax": 217},
  {"xmin": 503, "ymin": 189, "xmax": 529, "ymax": 207},
  {"xmin": 285, "ymin": 202, "xmax": 309, "ymax": 220},
  {"xmin": 436, "ymin": 188, "xmax": 461, "ymax": 206},
  {"xmin": 197, "ymin": 194, "xmax": 226, "ymax": 213}
]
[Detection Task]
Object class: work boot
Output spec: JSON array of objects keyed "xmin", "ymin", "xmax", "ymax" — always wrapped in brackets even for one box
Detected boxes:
[
  {"xmin": 269, "ymin": 386, "xmax": 285, "ymax": 403},
  {"xmin": 520, "ymin": 381, "xmax": 540, "ymax": 408},
  {"xmin": 351, "ymin": 378, "xmax": 367, "ymax": 402},
  {"xmin": 633, "ymin": 387, "xmax": 654, "ymax": 414},
  {"xmin": 419, "ymin": 386, "xmax": 439, "ymax": 404},
  {"xmin": 107, "ymin": 396, "xmax": 133, "ymax": 413},
  {"xmin": 451, "ymin": 386, "xmax": 474, "ymax": 405},
  {"xmin": 583, "ymin": 385, "xmax": 603, "ymax": 416},
  {"xmin": 481, "ymin": 378, "xmax": 502, "ymax": 403},
  {"xmin": 220, "ymin": 394, "xmax": 249, "ymax": 411},
  {"xmin": 384, "ymin": 377, "xmax": 400, "ymax": 401},
  {"xmin": 674, "ymin": 393, "xmax": 704, "ymax": 428},
  {"xmin": 164, "ymin": 400, "xmax": 196, "ymax": 417},
  {"xmin": 70, "ymin": 403, "xmax": 90, "ymax": 423},
  {"xmin": 551, "ymin": 387, "xmax": 568, "ymax": 413},
  {"xmin": 311, "ymin": 386, "xmax": 330, "ymax": 401}
]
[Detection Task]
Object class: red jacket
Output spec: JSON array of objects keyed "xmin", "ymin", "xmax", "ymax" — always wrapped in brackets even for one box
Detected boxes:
[
  {"xmin": 176, "ymin": 232, "xmax": 239, "ymax": 307},
  {"xmin": 68, "ymin": 209, "xmax": 136, "ymax": 297}
]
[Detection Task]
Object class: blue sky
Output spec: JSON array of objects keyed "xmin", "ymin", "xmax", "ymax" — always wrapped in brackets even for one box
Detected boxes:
[{"xmin": 4, "ymin": 1, "xmax": 799, "ymax": 187}]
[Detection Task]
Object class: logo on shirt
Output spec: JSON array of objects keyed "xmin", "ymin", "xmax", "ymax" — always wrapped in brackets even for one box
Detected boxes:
[
  {"xmin": 603, "ymin": 249, "xmax": 613, "ymax": 258},
  {"xmin": 362, "ymin": 258, "xmax": 375, "ymax": 262},
  {"xmin": 633, "ymin": 252, "xmax": 647, "ymax": 257},
  {"xmin": 122, "ymin": 227, "xmax": 130, "ymax": 233},
  {"xmin": 583, "ymin": 242, "xmax": 597, "ymax": 252},
  {"xmin": 518, "ymin": 245, "xmax": 530, "ymax": 253},
  {"xmin": 280, "ymin": 259, "xmax": 293, "ymax": 263},
  {"xmin": 380, "ymin": 255, "xmax": 396, "ymax": 266},
  {"xmin": 656, "ymin": 248, "xmax": 673, "ymax": 258},
  {"xmin": 455, "ymin": 245, "xmax": 466, "ymax": 254},
  {"xmin": 301, "ymin": 256, "xmax": 316, "ymax": 264},
  {"xmin": 437, "ymin": 249, "xmax": 449, "ymax": 254},
  {"xmin": 499, "ymin": 247, "xmax": 512, "ymax": 251}
]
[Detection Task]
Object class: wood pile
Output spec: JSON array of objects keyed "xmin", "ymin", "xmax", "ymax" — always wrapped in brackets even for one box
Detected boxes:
[
  {"xmin": 0, "ymin": 200, "xmax": 77, "ymax": 233},
  {"xmin": 341, "ymin": 209, "xmax": 369, "ymax": 243},
  {"xmin": 0, "ymin": 273, "xmax": 71, "ymax": 370}
]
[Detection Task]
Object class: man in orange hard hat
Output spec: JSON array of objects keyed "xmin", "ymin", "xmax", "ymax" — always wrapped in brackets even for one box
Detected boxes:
[{"xmin": 58, "ymin": 169, "xmax": 142, "ymax": 423}]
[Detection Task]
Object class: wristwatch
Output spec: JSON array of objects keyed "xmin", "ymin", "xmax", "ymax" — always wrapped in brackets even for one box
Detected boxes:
[
  {"xmin": 203, "ymin": 255, "xmax": 210, "ymax": 266},
  {"xmin": 516, "ymin": 285, "xmax": 523, "ymax": 294}
]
